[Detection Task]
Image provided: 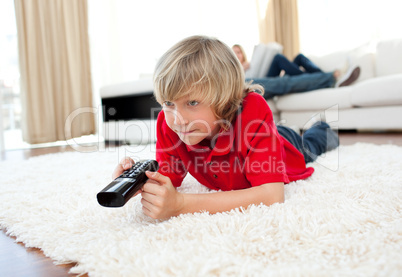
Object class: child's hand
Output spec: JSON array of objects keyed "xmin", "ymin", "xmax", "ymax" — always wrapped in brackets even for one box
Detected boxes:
[
  {"xmin": 112, "ymin": 157, "xmax": 134, "ymax": 179},
  {"xmin": 141, "ymin": 171, "xmax": 184, "ymax": 220}
]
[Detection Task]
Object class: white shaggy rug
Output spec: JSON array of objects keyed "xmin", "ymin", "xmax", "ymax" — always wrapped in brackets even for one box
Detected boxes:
[{"xmin": 1, "ymin": 143, "xmax": 402, "ymax": 276}]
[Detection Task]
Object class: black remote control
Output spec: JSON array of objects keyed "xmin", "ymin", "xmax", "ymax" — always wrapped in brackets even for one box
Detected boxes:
[{"xmin": 97, "ymin": 159, "xmax": 159, "ymax": 207}]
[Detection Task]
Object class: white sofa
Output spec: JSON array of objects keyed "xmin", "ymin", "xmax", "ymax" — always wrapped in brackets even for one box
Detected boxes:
[
  {"xmin": 100, "ymin": 38, "xmax": 402, "ymax": 143},
  {"xmin": 266, "ymin": 38, "xmax": 402, "ymax": 131}
]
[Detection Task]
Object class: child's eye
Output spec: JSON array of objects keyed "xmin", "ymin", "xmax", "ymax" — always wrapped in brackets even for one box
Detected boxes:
[
  {"xmin": 163, "ymin": 101, "xmax": 174, "ymax": 107},
  {"xmin": 188, "ymin": 100, "xmax": 199, "ymax": 106}
]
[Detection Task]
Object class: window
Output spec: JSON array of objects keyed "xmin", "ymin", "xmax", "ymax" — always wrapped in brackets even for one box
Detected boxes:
[{"xmin": 0, "ymin": 0, "xmax": 23, "ymax": 150}]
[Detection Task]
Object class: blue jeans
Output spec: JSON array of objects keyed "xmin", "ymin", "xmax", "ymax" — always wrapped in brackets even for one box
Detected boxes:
[
  {"xmin": 247, "ymin": 72, "xmax": 336, "ymax": 99},
  {"xmin": 277, "ymin": 122, "xmax": 339, "ymax": 164},
  {"xmin": 267, "ymin": 54, "xmax": 323, "ymax": 77}
]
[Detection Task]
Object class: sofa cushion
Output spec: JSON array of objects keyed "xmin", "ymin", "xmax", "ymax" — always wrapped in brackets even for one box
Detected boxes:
[
  {"xmin": 309, "ymin": 51, "xmax": 349, "ymax": 73},
  {"xmin": 350, "ymin": 52, "xmax": 376, "ymax": 83},
  {"xmin": 310, "ymin": 42, "xmax": 376, "ymax": 83},
  {"xmin": 275, "ymin": 86, "xmax": 354, "ymax": 112},
  {"xmin": 348, "ymin": 42, "xmax": 376, "ymax": 83},
  {"xmin": 351, "ymin": 74, "xmax": 402, "ymax": 107},
  {"xmin": 376, "ymin": 38, "xmax": 402, "ymax": 77}
]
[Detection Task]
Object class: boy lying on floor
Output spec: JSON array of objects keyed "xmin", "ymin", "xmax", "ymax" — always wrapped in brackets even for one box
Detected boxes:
[{"xmin": 113, "ymin": 35, "xmax": 339, "ymax": 220}]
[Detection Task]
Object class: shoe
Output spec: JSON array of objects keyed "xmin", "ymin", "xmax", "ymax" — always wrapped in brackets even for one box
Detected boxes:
[{"xmin": 336, "ymin": 66, "xmax": 361, "ymax": 87}]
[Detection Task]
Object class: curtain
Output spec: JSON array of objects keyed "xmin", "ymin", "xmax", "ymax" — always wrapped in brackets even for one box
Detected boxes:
[
  {"xmin": 14, "ymin": 0, "xmax": 95, "ymax": 144},
  {"xmin": 257, "ymin": 0, "xmax": 300, "ymax": 59}
]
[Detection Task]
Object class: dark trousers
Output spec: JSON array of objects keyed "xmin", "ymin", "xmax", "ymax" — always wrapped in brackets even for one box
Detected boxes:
[
  {"xmin": 267, "ymin": 53, "xmax": 323, "ymax": 77},
  {"xmin": 248, "ymin": 72, "xmax": 335, "ymax": 99},
  {"xmin": 277, "ymin": 122, "xmax": 339, "ymax": 164}
]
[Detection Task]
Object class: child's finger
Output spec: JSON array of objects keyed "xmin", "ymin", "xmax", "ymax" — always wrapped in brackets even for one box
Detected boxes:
[
  {"xmin": 112, "ymin": 157, "xmax": 134, "ymax": 179},
  {"xmin": 120, "ymin": 157, "xmax": 134, "ymax": 169},
  {"xmin": 145, "ymin": 171, "xmax": 170, "ymax": 185},
  {"xmin": 142, "ymin": 180, "xmax": 163, "ymax": 195}
]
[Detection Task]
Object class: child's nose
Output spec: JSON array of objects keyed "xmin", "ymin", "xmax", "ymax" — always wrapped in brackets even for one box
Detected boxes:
[{"xmin": 173, "ymin": 109, "xmax": 189, "ymax": 125}]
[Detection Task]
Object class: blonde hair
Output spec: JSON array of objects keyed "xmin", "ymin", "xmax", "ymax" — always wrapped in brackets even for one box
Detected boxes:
[
  {"xmin": 232, "ymin": 44, "xmax": 248, "ymax": 63},
  {"xmin": 153, "ymin": 35, "xmax": 263, "ymax": 130}
]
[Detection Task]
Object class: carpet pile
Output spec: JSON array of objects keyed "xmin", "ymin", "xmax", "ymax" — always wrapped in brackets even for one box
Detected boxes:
[{"xmin": 0, "ymin": 143, "xmax": 401, "ymax": 276}]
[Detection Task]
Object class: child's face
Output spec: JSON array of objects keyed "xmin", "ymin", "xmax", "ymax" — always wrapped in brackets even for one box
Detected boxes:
[{"xmin": 162, "ymin": 95, "xmax": 221, "ymax": 146}]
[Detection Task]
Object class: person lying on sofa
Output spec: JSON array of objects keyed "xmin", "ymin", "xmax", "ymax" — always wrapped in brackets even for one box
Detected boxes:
[{"xmin": 232, "ymin": 45, "xmax": 361, "ymax": 99}]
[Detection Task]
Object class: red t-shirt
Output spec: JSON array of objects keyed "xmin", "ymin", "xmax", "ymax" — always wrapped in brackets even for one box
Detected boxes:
[{"xmin": 155, "ymin": 92, "xmax": 314, "ymax": 191}]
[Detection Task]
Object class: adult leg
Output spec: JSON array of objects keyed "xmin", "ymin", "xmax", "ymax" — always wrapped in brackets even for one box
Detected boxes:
[
  {"xmin": 266, "ymin": 54, "xmax": 304, "ymax": 77},
  {"xmin": 293, "ymin": 54, "xmax": 323, "ymax": 73},
  {"xmin": 277, "ymin": 122, "xmax": 339, "ymax": 164},
  {"xmin": 247, "ymin": 72, "xmax": 336, "ymax": 99}
]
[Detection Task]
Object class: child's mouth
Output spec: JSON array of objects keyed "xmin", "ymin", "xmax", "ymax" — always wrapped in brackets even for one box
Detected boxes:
[{"xmin": 177, "ymin": 130, "xmax": 195, "ymax": 135}]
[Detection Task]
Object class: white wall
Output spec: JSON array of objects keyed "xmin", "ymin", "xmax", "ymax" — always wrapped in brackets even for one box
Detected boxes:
[
  {"xmin": 299, "ymin": 0, "xmax": 402, "ymax": 56},
  {"xmin": 88, "ymin": 0, "xmax": 260, "ymax": 96}
]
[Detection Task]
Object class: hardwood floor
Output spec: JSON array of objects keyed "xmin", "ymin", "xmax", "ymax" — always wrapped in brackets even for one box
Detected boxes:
[
  {"xmin": 0, "ymin": 230, "xmax": 77, "ymax": 277},
  {"xmin": 0, "ymin": 131, "xmax": 401, "ymax": 276}
]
